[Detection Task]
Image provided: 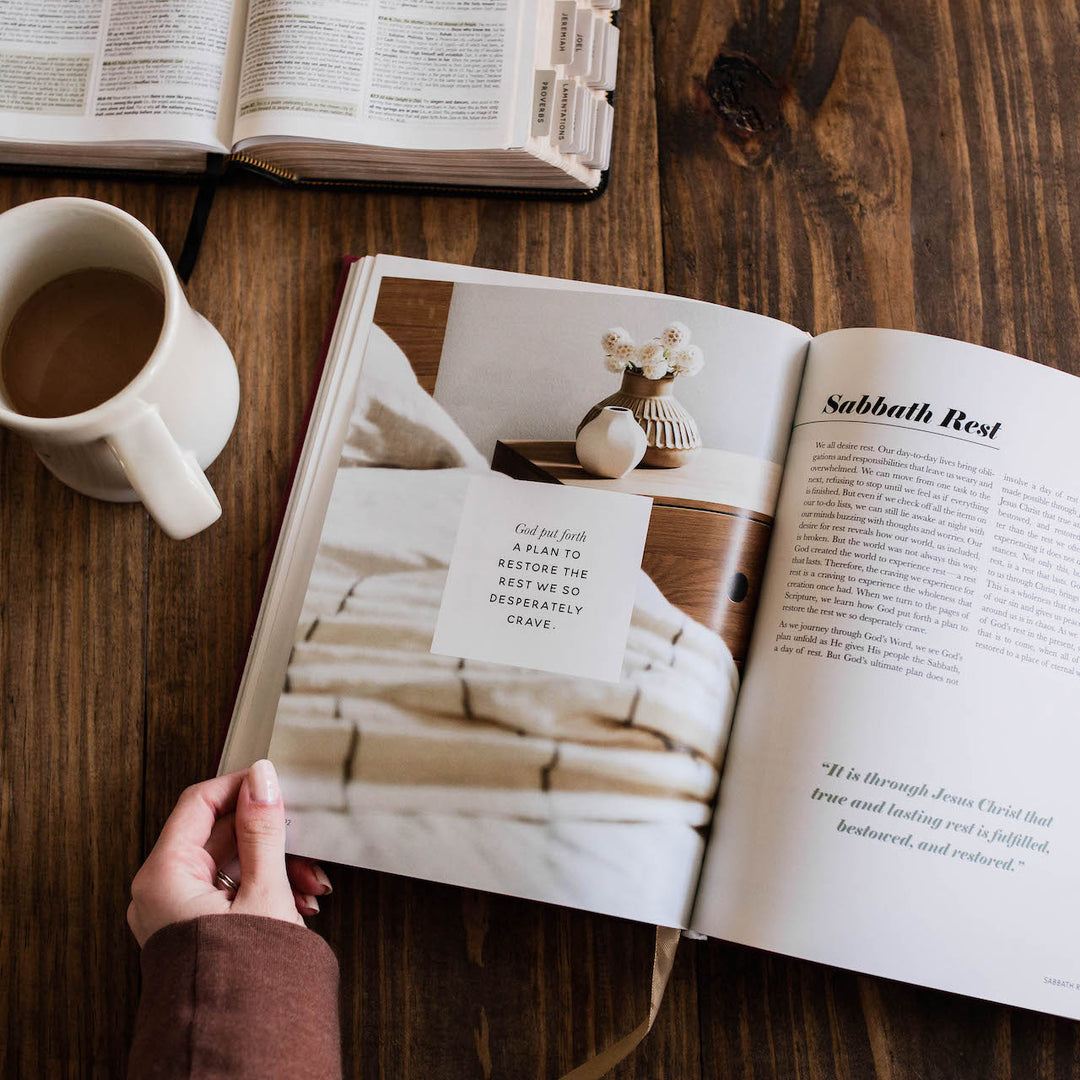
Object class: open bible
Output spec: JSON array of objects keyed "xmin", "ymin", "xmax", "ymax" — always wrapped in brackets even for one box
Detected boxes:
[
  {"xmin": 0, "ymin": 0, "xmax": 617, "ymax": 192},
  {"xmin": 222, "ymin": 254, "xmax": 1080, "ymax": 1021}
]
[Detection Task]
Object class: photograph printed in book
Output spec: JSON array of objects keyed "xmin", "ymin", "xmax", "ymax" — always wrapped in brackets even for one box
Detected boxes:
[{"xmin": 266, "ymin": 275, "xmax": 807, "ymax": 926}]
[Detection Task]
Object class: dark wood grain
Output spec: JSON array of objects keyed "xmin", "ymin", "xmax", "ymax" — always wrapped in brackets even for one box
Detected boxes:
[
  {"xmin": 3, "ymin": 0, "xmax": 1080, "ymax": 1077},
  {"xmin": 654, "ymin": 1, "xmax": 1080, "ymax": 1079}
]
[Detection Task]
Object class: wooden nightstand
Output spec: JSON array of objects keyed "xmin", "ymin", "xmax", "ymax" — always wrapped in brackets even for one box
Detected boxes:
[{"xmin": 492, "ymin": 440, "xmax": 776, "ymax": 666}]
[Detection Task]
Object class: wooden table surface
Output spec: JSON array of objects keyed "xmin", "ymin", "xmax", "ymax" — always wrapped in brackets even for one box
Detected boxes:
[{"xmin": 4, "ymin": 2, "xmax": 1080, "ymax": 1077}]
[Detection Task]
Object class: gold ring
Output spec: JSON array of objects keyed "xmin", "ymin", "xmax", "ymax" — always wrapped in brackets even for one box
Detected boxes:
[{"xmin": 215, "ymin": 869, "xmax": 239, "ymax": 892}]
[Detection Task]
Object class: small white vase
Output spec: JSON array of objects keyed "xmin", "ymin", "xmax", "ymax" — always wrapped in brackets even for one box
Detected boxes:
[{"xmin": 575, "ymin": 406, "xmax": 648, "ymax": 478}]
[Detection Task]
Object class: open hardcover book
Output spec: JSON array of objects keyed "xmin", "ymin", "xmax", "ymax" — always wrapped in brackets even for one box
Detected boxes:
[
  {"xmin": 0, "ymin": 0, "xmax": 616, "ymax": 192},
  {"xmin": 223, "ymin": 254, "xmax": 1080, "ymax": 1020}
]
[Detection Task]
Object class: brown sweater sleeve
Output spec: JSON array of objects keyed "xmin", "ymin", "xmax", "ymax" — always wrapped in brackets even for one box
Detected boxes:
[{"xmin": 128, "ymin": 915, "xmax": 341, "ymax": 1080}]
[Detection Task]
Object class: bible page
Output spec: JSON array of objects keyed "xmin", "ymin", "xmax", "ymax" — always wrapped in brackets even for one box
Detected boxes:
[
  {"xmin": 0, "ymin": 0, "xmax": 246, "ymax": 155},
  {"xmin": 231, "ymin": 0, "xmax": 529, "ymax": 151},
  {"xmin": 693, "ymin": 327, "xmax": 1080, "ymax": 1019}
]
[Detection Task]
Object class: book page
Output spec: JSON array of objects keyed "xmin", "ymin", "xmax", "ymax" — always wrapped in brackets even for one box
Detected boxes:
[
  {"xmin": 231, "ymin": 0, "xmax": 529, "ymax": 150},
  {"xmin": 694, "ymin": 327, "xmax": 1080, "ymax": 1019},
  {"xmin": 224, "ymin": 255, "xmax": 809, "ymax": 927},
  {"xmin": 0, "ymin": 0, "xmax": 246, "ymax": 152}
]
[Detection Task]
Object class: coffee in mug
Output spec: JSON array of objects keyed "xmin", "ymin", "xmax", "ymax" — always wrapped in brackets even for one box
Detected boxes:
[
  {"xmin": 2, "ymin": 267, "xmax": 165, "ymax": 418},
  {"xmin": 0, "ymin": 198, "xmax": 239, "ymax": 540}
]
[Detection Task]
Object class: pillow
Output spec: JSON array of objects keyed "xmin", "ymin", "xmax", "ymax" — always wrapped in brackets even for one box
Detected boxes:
[{"xmin": 340, "ymin": 325, "xmax": 487, "ymax": 471}]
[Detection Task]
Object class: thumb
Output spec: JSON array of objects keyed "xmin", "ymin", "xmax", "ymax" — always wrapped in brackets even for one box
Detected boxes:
[{"xmin": 233, "ymin": 759, "xmax": 299, "ymax": 922}]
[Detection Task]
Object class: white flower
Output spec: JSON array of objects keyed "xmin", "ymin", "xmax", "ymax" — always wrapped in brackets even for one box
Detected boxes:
[
  {"xmin": 601, "ymin": 327, "xmax": 632, "ymax": 353},
  {"xmin": 660, "ymin": 322, "xmax": 691, "ymax": 348},
  {"xmin": 670, "ymin": 344, "xmax": 704, "ymax": 376},
  {"xmin": 604, "ymin": 352, "xmax": 628, "ymax": 374},
  {"xmin": 635, "ymin": 340, "xmax": 665, "ymax": 368},
  {"xmin": 609, "ymin": 339, "xmax": 636, "ymax": 363},
  {"xmin": 641, "ymin": 357, "xmax": 670, "ymax": 379}
]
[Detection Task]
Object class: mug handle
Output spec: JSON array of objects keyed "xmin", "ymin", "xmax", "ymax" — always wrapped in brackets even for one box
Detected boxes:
[{"xmin": 107, "ymin": 407, "xmax": 221, "ymax": 539}]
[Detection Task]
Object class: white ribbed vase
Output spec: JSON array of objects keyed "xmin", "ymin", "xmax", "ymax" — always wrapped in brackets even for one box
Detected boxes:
[
  {"xmin": 577, "ymin": 371, "xmax": 701, "ymax": 468},
  {"xmin": 575, "ymin": 406, "xmax": 648, "ymax": 478}
]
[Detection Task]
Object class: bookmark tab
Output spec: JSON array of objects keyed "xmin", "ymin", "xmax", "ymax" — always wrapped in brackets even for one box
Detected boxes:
[
  {"xmin": 568, "ymin": 11, "xmax": 597, "ymax": 77},
  {"xmin": 565, "ymin": 86, "xmax": 594, "ymax": 154},
  {"xmin": 551, "ymin": 1, "xmax": 577, "ymax": 66},
  {"xmin": 553, "ymin": 77, "xmax": 577, "ymax": 150},
  {"xmin": 532, "ymin": 69, "xmax": 557, "ymax": 136},
  {"xmin": 599, "ymin": 24, "xmax": 620, "ymax": 91}
]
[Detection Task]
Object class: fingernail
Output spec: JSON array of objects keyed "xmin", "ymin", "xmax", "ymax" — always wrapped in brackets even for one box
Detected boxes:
[
  {"xmin": 312, "ymin": 866, "xmax": 333, "ymax": 895},
  {"xmin": 249, "ymin": 759, "xmax": 279, "ymax": 805},
  {"xmin": 300, "ymin": 894, "xmax": 320, "ymax": 916}
]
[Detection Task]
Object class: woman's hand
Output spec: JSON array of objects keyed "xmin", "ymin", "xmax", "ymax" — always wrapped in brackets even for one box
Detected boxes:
[{"xmin": 127, "ymin": 759, "xmax": 332, "ymax": 947}]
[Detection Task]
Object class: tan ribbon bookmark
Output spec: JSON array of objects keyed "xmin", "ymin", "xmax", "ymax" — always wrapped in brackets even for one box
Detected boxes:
[{"xmin": 557, "ymin": 926, "xmax": 682, "ymax": 1080}]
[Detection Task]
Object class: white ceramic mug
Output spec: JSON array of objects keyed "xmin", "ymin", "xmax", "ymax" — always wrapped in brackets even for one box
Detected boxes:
[{"xmin": 0, "ymin": 198, "xmax": 239, "ymax": 539}]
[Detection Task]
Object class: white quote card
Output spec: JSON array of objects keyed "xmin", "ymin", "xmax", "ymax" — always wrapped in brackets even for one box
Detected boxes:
[{"xmin": 431, "ymin": 474, "xmax": 653, "ymax": 682}]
